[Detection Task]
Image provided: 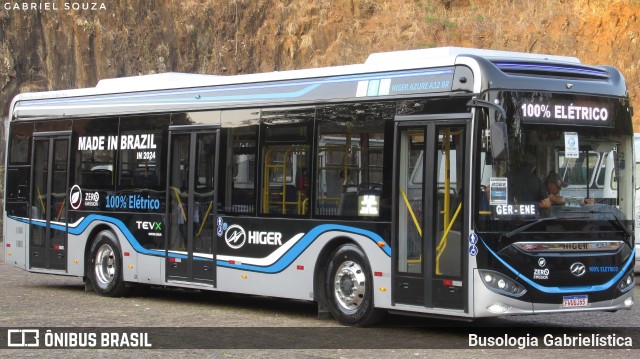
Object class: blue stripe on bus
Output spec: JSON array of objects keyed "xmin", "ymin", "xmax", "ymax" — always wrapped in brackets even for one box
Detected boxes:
[
  {"xmin": 11, "ymin": 214, "xmax": 160, "ymax": 256},
  {"xmin": 10, "ymin": 215, "xmax": 390, "ymax": 273},
  {"xmin": 479, "ymin": 236, "xmax": 634, "ymax": 294},
  {"xmin": 218, "ymin": 224, "xmax": 391, "ymax": 273}
]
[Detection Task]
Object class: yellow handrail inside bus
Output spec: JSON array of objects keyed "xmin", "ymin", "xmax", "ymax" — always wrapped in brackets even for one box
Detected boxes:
[
  {"xmin": 443, "ymin": 129, "xmax": 451, "ymax": 231},
  {"xmin": 171, "ymin": 187, "xmax": 187, "ymax": 222},
  {"xmin": 435, "ymin": 202, "xmax": 462, "ymax": 275},
  {"xmin": 197, "ymin": 200, "xmax": 213, "ymax": 237},
  {"xmin": 400, "ymin": 189, "xmax": 422, "ymax": 237},
  {"xmin": 263, "ymin": 145, "xmax": 308, "ymax": 215},
  {"xmin": 35, "ymin": 186, "xmax": 46, "ymax": 216},
  {"xmin": 56, "ymin": 199, "xmax": 65, "ymax": 221}
]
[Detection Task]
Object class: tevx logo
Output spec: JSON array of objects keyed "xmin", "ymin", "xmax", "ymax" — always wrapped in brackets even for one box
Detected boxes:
[{"xmin": 136, "ymin": 221, "xmax": 162, "ymax": 231}]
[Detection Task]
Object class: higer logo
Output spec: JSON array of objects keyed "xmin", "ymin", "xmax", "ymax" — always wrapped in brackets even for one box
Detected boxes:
[
  {"xmin": 224, "ymin": 224, "xmax": 283, "ymax": 249},
  {"xmin": 225, "ymin": 224, "xmax": 246, "ymax": 249},
  {"xmin": 136, "ymin": 221, "xmax": 162, "ymax": 231},
  {"xmin": 248, "ymin": 231, "xmax": 282, "ymax": 246},
  {"xmin": 570, "ymin": 262, "xmax": 586, "ymax": 277}
]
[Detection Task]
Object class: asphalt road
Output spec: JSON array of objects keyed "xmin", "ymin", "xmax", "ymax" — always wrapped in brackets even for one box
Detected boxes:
[{"xmin": 1, "ymin": 241, "xmax": 639, "ymax": 358}]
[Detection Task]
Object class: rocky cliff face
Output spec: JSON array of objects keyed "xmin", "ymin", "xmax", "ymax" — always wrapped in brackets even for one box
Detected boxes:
[{"xmin": 1, "ymin": 0, "xmax": 639, "ymax": 129}]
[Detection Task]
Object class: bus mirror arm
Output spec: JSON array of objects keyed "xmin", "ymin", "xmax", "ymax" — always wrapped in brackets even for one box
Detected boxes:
[{"xmin": 467, "ymin": 99, "xmax": 509, "ymax": 161}]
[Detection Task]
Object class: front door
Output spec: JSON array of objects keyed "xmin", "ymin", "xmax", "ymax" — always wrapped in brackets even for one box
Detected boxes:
[
  {"xmin": 29, "ymin": 133, "xmax": 70, "ymax": 270},
  {"xmin": 393, "ymin": 119, "xmax": 467, "ymax": 309},
  {"xmin": 166, "ymin": 129, "xmax": 219, "ymax": 285}
]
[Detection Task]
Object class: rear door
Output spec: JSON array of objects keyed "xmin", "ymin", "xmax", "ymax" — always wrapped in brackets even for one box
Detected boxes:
[
  {"xmin": 166, "ymin": 128, "xmax": 220, "ymax": 285},
  {"xmin": 29, "ymin": 132, "xmax": 70, "ymax": 271}
]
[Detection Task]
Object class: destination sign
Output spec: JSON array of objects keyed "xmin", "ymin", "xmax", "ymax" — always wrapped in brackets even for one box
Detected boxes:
[{"xmin": 517, "ymin": 98, "xmax": 613, "ymax": 127}]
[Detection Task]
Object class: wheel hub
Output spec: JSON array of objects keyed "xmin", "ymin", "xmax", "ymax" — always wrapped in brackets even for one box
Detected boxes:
[
  {"xmin": 94, "ymin": 244, "xmax": 116, "ymax": 288},
  {"xmin": 333, "ymin": 260, "xmax": 366, "ymax": 312}
]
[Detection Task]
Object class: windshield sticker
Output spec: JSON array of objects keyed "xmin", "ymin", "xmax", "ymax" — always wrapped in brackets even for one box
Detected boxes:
[
  {"xmin": 564, "ymin": 132, "xmax": 579, "ymax": 158},
  {"xmin": 489, "ymin": 177, "xmax": 508, "ymax": 205}
]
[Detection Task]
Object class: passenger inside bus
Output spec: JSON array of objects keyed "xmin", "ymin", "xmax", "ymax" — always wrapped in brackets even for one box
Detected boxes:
[
  {"xmin": 544, "ymin": 171, "xmax": 594, "ymax": 207},
  {"xmin": 509, "ymin": 154, "xmax": 551, "ymax": 209},
  {"xmin": 545, "ymin": 171, "xmax": 568, "ymax": 206}
]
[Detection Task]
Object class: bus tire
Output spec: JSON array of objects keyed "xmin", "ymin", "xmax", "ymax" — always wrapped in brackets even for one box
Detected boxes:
[
  {"xmin": 326, "ymin": 243, "xmax": 384, "ymax": 326},
  {"xmin": 88, "ymin": 230, "xmax": 131, "ymax": 297}
]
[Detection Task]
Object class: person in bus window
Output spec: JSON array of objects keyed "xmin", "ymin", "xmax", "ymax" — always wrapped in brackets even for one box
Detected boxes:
[
  {"xmin": 509, "ymin": 153, "xmax": 551, "ymax": 209},
  {"xmin": 545, "ymin": 171, "xmax": 594, "ymax": 206},
  {"xmin": 544, "ymin": 172, "xmax": 568, "ymax": 205}
]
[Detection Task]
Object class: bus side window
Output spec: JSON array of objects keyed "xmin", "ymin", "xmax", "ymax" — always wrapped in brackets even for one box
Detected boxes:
[
  {"xmin": 6, "ymin": 123, "xmax": 33, "ymax": 207},
  {"xmin": 260, "ymin": 107, "xmax": 313, "ymax": 217},
  {"xmin": 117, "ymin": 115, "xmax": 169, "ymax": 193},
  {"xmin": 314, "ymin": 103, "xmax": 389, "ymax": 219},
  {"xmin": 72, "ymin": 117, "xmax": 118, "ymax": 191},
  {"xmin": 224, "ymin": 126, "xmax": 258, "ymax": 214},
  {"xmin": 262, "ymin": 143, "xmax": 310, "ymax": 216}
]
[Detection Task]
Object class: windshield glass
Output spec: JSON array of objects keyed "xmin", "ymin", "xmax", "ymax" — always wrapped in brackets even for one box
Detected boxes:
[{"xmin": 476, "ymin": 91, "xmax": 633, "ymax": 235}]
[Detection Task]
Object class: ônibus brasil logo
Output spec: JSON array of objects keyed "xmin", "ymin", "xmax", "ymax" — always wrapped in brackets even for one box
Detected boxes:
[{"xmin": 70, "ymin": 185, "xmax": 82, "ymax": 209}]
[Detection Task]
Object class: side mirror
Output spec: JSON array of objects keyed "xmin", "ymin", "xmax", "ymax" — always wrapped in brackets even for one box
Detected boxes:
[
  {"xmin": 467, "ymin": 98, "xmax": 509, "ymax": 162},
  {"xmin": 490, "ymin": 122, "xmax": 509, "ymax": 161}
]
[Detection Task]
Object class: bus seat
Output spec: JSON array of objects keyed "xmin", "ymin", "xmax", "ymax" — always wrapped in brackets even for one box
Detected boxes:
[
  {"xmin": 337, "ymin": 191, "xmax": 358, "ymax": 216},
  {"xmin": 285, "ymin": 185, "xmax": 299, "ymax": 214}
]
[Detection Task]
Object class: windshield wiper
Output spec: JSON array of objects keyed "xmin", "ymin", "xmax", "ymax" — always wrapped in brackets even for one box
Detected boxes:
[
  {"xmin": 505, "ymin": 217, "xmax": 557, "ymax": 239},
  {"xmin": 504, "ymin": 215, "xmax": 590, "ymax": 239},
  {"xmin": 574, "ymin": 206, "xmax": 633, "ymax": 237},
  {"xmin": 609, "ymin": 212, "xmax": 633, "ymax": 237}
]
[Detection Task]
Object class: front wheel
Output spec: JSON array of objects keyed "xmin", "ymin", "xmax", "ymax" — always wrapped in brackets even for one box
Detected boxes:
[
  {"xmin": 325, "ymin": 244, "xmax": 384, "ymax": 326},
  {"xmin": 88, "ymin": 230, "xmax": 131, "ymax": 297}
]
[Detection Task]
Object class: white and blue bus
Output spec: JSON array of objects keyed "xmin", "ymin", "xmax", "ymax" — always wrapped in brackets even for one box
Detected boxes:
[{"xmin": 3, "ymin": 47, "xmax": 635, "ymax": 325}]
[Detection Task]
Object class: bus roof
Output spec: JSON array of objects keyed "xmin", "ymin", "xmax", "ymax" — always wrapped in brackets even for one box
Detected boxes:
[
  {"xmin": 14, "ymin": 47, "xmax": 582, "ymax": 99},
  {"xmin": 10, "ymin": 47, "xmax": 618, "ymax": 120}
]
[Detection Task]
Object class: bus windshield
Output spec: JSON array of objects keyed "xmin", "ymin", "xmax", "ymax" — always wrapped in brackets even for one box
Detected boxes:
[{"xmin": 477, "ymin": 91, "xmax": 634, "ymax": 235}]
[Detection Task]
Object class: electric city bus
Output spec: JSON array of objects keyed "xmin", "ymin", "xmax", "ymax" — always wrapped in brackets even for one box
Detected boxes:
[{"xmin": 3, "ymin": 47, "xmax": 635, "ymax": 326}]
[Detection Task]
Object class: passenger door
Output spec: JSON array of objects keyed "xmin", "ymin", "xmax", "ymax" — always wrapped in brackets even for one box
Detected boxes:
[
  {"xmin": 166, "ymin": 129, "xmax": 219, "ymax": 285},
  {"xmin": 393, "ymin": 116, "xmax": 468, "ymax": 310}
]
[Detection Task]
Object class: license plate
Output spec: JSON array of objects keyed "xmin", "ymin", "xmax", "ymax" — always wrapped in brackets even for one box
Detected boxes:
[{"xmin": 562, "ymin": 295, "xmax": 588, "ymax": 308}]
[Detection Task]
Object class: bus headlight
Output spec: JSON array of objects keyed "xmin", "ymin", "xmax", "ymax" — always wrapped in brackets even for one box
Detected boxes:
[
  {"xmin": 479, "ymin": 269, "xmax": 527, "ymax": 298},
  {"xmin": 617, "ymin": 271, "xmax": 635, "ymax": 293}
]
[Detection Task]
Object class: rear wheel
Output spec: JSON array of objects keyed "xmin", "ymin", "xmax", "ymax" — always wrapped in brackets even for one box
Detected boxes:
[
  {"xmin": 326, "ymin": 244, "xmax": 384, "ymax": 326},
  {"xmin": 88, "ymin": 230, "xmax": 131, "ymax": 297}
]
